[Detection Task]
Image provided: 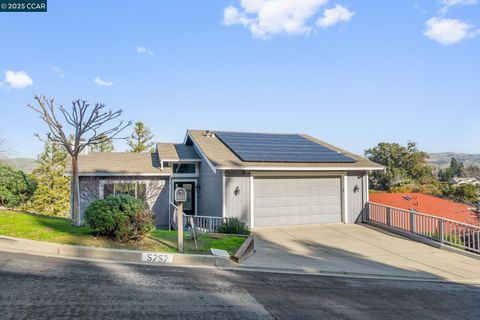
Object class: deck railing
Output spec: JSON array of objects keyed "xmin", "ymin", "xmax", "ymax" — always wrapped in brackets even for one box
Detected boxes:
[
  {"xmin": 169, "ymin": 202, "xmax": 230, "ymax": 233},
  {"xmin": 365, "ymin": 202, "xmax": 480, "ymax": 254}
]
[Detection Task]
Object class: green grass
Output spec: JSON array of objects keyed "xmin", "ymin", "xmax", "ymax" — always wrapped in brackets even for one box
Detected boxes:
[
  {"xmin": 150, "ymin": 230, "xmax": 246, "ymax": 255},
  {"xmin": 0, "ymin": 210, "xmax": 246, "ymax": 255}
]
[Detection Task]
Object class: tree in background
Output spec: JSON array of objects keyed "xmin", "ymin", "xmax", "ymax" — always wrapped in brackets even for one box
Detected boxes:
[
  {"xmin": 90, "ymin": 133, "xmax": 114, "ymax": 152},
  {"xmin": 438, "ymin": 157, "xmax": 464, "ymax": 181},
  {"xmin": 365, "ymin": 142, "xmax": 437, "ymax": 192},
  {"xmin": 31, "ymin": 142, "xmax": 70, "ymax": 216},
  {"xmin": 29, "ymin": 96, "xmax": 131, "ymax": 225},
  {"xmin": 0, "ymin": 165, "xmax": 36, "ymax": 208},
  {"xmin": 127, "ymin": 121, "xmax": 154, "ymax": 152},
  {"xmin": 441, "ymin": 183, "xmax": 478, "ymax": 203},
  {"xmin": 462, "ymin": 165, "xmax": 480, "ymax": 178}
]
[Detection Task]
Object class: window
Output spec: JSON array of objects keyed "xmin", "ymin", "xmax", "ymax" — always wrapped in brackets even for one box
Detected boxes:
[
  {"xmin": 173, "ymin": 163, "xmax": 196, "ymax": 174},
  {"xmin": 103, "ymin": 182, "xmax": 147, "ymax": 200}
]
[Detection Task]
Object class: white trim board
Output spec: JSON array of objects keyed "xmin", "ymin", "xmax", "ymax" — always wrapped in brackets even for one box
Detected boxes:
[
  {"xmin": 218, "ymin": 166, "xmax": 384, "ymax": 171},
  {"xmin": 185, "ymin": 131, "xmax": 217, "ymax": 174},
  {"xmin": 77, "ymin": 173, "xmax": 171, "ymax": 177}
]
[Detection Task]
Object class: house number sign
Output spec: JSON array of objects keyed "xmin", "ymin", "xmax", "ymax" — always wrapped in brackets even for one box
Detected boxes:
[{"xmin": 141, "ymin": 252, "xmax": 173, "ymax": 263}]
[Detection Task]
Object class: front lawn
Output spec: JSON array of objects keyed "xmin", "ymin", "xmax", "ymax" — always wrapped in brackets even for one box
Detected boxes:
[{"xmin": 0, "ymin": 210, "xmax": 245, "ymax": 255}]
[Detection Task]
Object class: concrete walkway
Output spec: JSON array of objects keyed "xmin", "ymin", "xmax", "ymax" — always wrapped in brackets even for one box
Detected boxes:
[{"xmin": 241, "ymin": 224, "xmax": 480, "ymax": 282}]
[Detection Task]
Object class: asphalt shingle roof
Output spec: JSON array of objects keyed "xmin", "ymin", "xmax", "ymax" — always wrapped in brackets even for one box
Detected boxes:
[
  {"xmin": 77, "ymin": 152, "xmax": 170, "ymax": 175},
  {"xmin": 156, "ymin": 143, "xmax": 201, "ymax": 162},
  {"xmin": 186, "ymin": 129, "xmax": 383, "ymax": 170}
]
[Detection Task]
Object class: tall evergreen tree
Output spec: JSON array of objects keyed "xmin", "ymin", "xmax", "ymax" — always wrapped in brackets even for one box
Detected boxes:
[
  {"xmin": 438, "ymin": 157, "xmax": 464, "ymax": 181},
  {"xmin": 31, "ymin": 142, "xmax": 70, "ymax": 216},
  {"xmin": 90, "ymin": 133, "xmax": 114, "ymax": 152},
  {"xmin": 127, "ymin": 121, "xmax": 154, "ymax": 152}
]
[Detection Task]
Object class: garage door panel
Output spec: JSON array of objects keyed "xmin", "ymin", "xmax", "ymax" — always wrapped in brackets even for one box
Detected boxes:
[
  {"xmin": 254, "ymin": 203, "xmax": 341, "ymax": 215},
  {"xmin": 255, "ymin": 195, "xmax": 341, "ymax": 207},
  {"xmin": 254, "ymin": 176, "xmax": 342, "ymax": 227}
]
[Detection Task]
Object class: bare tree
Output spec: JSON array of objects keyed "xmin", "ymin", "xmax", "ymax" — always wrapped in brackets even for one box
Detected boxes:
[{"xmin": 29, "ymin": 96, "xmax": 131, "ymax": 225}]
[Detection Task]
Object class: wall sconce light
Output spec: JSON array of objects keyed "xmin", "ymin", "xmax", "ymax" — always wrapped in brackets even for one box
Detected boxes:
[
  {"xmin": 196, "ymin": 184, "xmax": 201, "ymax": 192},
  {"xmin": 353, "ymin": 184, "xmax": 359, "ymax": 193},
  {"xmin": 234, "ymin": 186, "xmax": 240, "ymax": 196}
]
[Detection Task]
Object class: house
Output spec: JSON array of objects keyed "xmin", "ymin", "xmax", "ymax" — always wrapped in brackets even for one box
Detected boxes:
[
  {"xmin": 451, "ymin": 177, "xmax": 480, "ymax": 186},
  {"xmin": 77, "ymin": 130, "xmax": 383, "ymax": 228},
  {"xmin": 369, "ymin": 193, "xmax": 479, "ymax": 226}
]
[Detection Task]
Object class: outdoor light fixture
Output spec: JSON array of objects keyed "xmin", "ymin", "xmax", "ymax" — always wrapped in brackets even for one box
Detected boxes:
[
  {"xmin": 353, "ymin": 185, "xmax": 359, "ymax": 193},
  {"xmin": 196, "ymin": 184, "xmax": 201, "ymax": 192},
  {"xmin": 234, "ymin": 186, "xmax": 240, "ymax": 196}
]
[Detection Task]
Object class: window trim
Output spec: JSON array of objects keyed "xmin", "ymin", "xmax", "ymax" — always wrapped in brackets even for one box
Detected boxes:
[
  {"xmin": 100, "ymin": 180, "xmax": 147, "ymax": 200},
  {"xmin": 171, "ymin": 162, "xmax": 199, "ymax": 177}
]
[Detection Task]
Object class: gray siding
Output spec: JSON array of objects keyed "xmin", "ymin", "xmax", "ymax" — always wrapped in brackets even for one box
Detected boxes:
[
  {"xmin": 224, "ymin": 171, "xmax": 251, "ymax": 224},
  {"xmin": 347, "ymin": 171, "xmax": 368, "ymax": 223},
  {"xmin": 195, "ymin": 148, "xmax": 223, "ymax": 217},
  {"xmin": 79, "ymin": 177, "xmax": 100, "ymax": 221},
  {"xmin": 78, "ymin": 176, "xmax": 169, "ymax": 228}
]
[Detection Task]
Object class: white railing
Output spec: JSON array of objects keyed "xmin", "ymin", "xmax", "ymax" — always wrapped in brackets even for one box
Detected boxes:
[
  {"xmin": 169, "ymin": 202, "xmax": 230, "ymax": 233},
  {"xmin": 189, "ymin": 215, "xmax": 230, "ymax": 233},
  {"xmin": 365, "ymin": 202, "xmax": 480, "ymax": 254}
]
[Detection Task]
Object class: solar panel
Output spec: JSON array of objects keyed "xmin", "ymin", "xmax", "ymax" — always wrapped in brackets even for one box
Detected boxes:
[{"xmin": 215, "ymin": 131, "xmax": 356, "ymax": 163}]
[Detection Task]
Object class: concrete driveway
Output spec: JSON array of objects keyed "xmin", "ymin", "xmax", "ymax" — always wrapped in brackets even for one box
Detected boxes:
[{"xmin": 241, "ymin": 224, "xmax": 480, "ymax": 282}]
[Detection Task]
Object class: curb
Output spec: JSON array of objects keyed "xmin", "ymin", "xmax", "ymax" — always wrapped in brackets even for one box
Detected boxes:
[
  {"xmin": 3, "ymin": 235, "xmax": 479, "ymax": 285},
  {"xmin": 218, "ymin": 263, "xmax": 480, "ymax": 285},
  {"xmin": 0, "ymin": 235, "xmax": 234, "ymax": 268}
]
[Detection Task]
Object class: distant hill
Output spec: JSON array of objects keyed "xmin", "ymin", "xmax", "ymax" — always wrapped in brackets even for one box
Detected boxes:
[
  {"xmin": 0, "ymin": 157, "xmax": 38, "ymax": 173},
  {"xmin": 429, "ymin": 153, "xmax": 480, "ymax": 169}
]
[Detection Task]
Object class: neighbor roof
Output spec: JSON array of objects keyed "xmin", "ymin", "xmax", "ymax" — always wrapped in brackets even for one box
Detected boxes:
[
  {"xmin": 370, "ymin": 193, "xmax": 479, "ymax": 226},
  {"xmin": 186, "ymin": 129, "xmax": 383, "ymax": 170},
  {"xmin": 77, "ymin": 152, "xmax": 170, "ymax": 175},
  {"xmin": 156, "ymin": 143, "xmax": 201, "ymax": 162}
]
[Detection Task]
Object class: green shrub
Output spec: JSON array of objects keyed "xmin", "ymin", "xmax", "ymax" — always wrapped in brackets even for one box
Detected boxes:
[
  {"xmin": 0, "ymin": 165, "xmax": 37, "ymax": 208},
  {"xmin": 84, "ymin": 195, "xmax": 155, "ymax": 241},
  {"xmin": 217, "ymin": 218, "xmax": 250, "ymax": 235}
]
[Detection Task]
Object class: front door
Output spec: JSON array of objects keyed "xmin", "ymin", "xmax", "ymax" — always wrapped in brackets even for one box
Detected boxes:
[{"xmin": 174, "ymin": 181, "xmax": 196, "ymax": 215}]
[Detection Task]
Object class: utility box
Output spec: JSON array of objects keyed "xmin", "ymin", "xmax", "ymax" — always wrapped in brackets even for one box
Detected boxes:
[{"xmin": 175, "ymin": 187, "xmax": 187, "ymax": 203}]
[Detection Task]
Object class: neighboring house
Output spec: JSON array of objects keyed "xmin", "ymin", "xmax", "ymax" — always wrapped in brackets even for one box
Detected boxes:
[
  {"xmin": 369, "ymin": 193, "xmax": 479, "ymax": 226},
  {"xmin": 77, "ymin": 130, "xmax": 383, "ymax": 228},
  {"xmin": 451, "ymin": 177, "xmax": 480, "ymax": 186}
]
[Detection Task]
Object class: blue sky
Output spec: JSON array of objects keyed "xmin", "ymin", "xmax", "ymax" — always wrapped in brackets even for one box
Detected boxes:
[{"xmin": 0, "ymin": 0, "xmax": 479, "ymax": 158}]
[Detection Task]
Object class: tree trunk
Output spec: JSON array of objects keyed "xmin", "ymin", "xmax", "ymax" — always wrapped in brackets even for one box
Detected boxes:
[{"xmin": 71, "ymin": 156, "xmax": 81, "ymax": 226}]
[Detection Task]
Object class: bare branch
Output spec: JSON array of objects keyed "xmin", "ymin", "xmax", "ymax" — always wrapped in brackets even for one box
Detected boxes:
[{"xmin": 28, "ymin": 95, "xmax": 132, "ymax": 225}]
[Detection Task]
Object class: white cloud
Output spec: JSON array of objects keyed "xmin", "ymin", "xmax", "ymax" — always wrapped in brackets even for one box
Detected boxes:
[
  {"xmin": 316, "ymin": 4, "xmax": 354, "ymax": 28},
  {"xmin": 94, "ymin": 77, "xmax": 113, "ymax": 87},
  {"xmin": 424, "ymin": 17, "xmax": 479, "ymax": 45},
  {"xmin": 136, "ymin": 46, "xmax": 154, "ymax": 56},
  {"xmin": 439, "ymin": 0, "xmax": 477, "ymax": 14},
  {"xmin": 3, "ymin": 70, "xmax": 33, "ymax": 89},
  {"xmin": 223, "ymin": 0, "xmax": 329, "ymax": 38},
  {"xmin": 51, "ymin": 66, "xmax": 64, "ymax": 78}
]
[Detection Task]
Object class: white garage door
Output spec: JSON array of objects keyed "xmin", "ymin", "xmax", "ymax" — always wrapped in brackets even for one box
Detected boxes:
[{"xmin": 254, "ymin": 176, "xmax": 342, "ymax": 227}]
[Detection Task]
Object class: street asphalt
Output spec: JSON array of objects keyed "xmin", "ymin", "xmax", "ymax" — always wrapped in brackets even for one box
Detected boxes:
[{"xmin": 1, "ymin": 251, "xmax": 479, "ymax": 320}]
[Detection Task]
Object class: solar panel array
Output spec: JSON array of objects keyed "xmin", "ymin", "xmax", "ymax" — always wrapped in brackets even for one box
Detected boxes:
[{"xmin": 215, "ymin": 131, "xmax": 356, "ymax": 163}]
